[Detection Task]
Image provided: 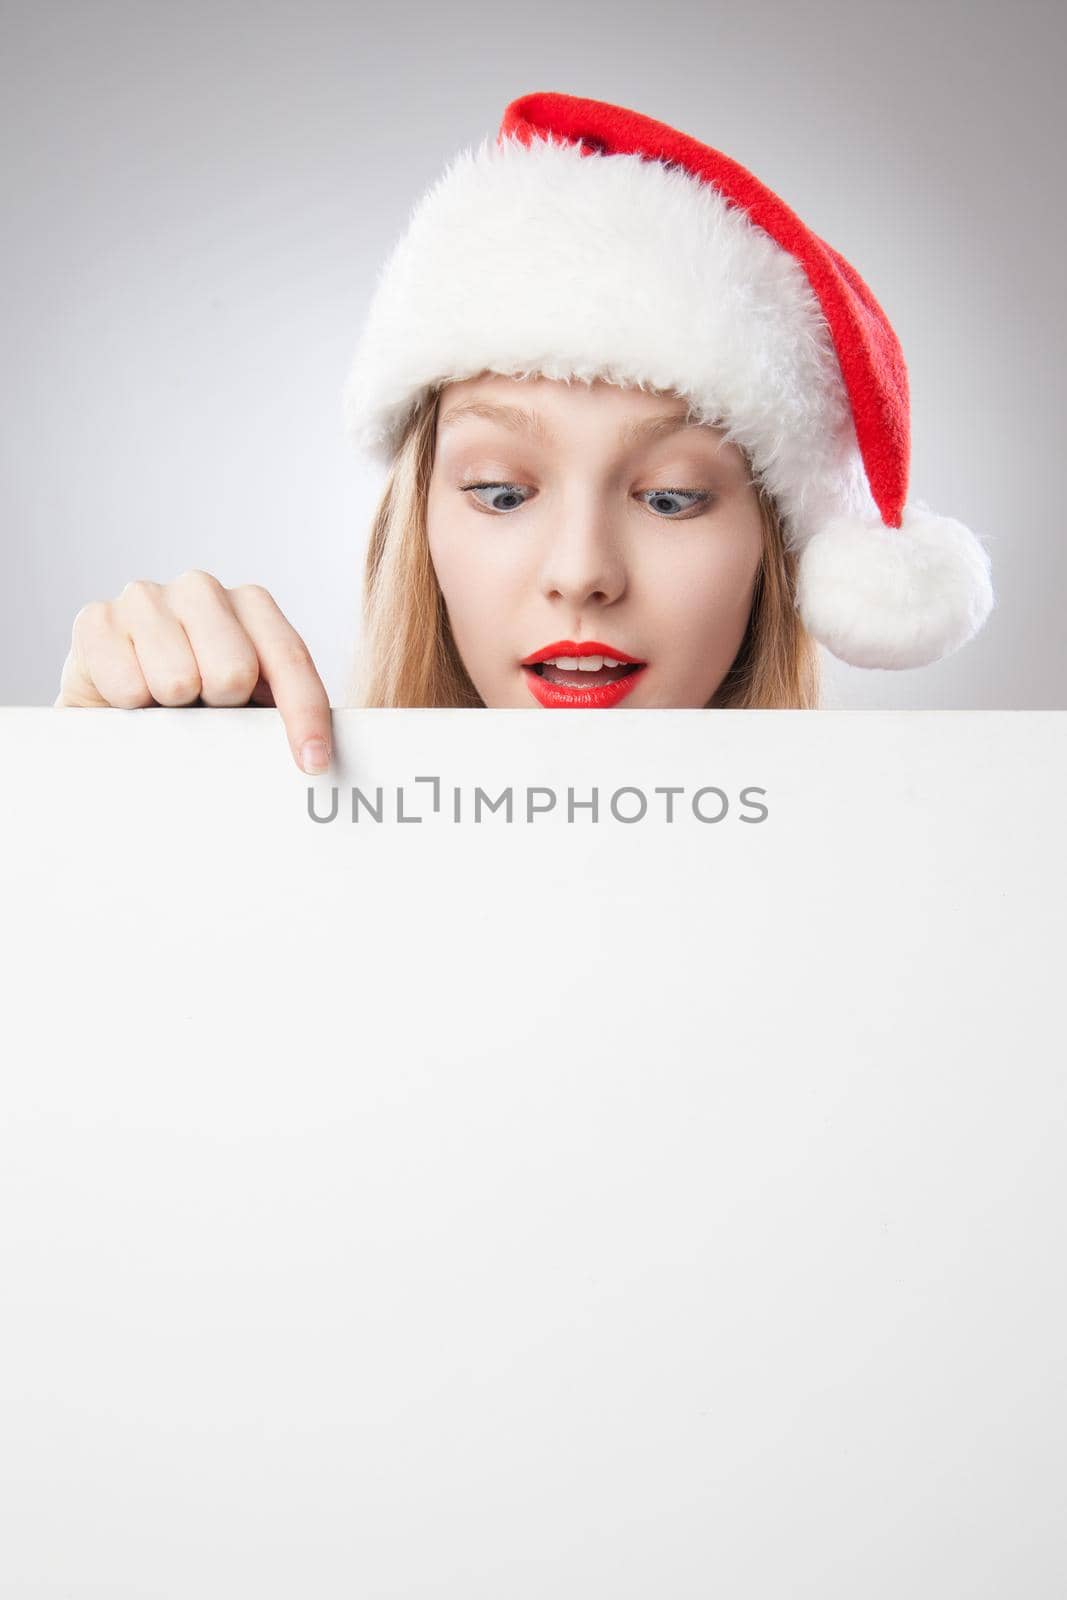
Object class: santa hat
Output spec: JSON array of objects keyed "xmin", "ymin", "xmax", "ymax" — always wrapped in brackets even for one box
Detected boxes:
[{"xmin": 343, "ymin": 90, "xmax": 994, "ymax": 670}]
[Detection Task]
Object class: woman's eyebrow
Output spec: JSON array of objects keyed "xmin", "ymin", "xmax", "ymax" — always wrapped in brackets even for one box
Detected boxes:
[
  {"xmin": 438, "ymin": 399, "xmax": 703, "ymax": 447},
  {"xmin": 438, "ymin": 400, "xmax": 554, "ymax": 441}
]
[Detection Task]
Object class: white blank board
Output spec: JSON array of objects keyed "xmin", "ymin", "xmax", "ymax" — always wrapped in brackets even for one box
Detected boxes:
[{"xmin": 1, "ymin": 706, "xmax": 1065, "ymax": 1598}]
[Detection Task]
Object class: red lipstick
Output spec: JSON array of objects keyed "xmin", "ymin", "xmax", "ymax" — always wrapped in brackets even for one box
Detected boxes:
[
  {"xmin": 520, "ymin": 639, "xmax": 648, "ymax": 709},
  {"xmin": 520, "ymin": 640, "xmax": 646, "ymax": 667}
]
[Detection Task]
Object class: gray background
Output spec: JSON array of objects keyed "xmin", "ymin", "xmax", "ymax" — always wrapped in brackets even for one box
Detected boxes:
[{"xmin": 2, "ymin": 0, "xmax": 1064, "ymax": 709}]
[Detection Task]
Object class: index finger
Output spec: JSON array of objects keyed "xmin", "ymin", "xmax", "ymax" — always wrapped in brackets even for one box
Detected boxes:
[{"xmin": 227, "ymin": 585, "xmax": 333, "ymax": 774}]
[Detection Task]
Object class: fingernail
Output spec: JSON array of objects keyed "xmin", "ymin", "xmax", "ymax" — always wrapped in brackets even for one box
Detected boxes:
[{"xmin": 300, "ymin": 738, "xmax": 330, "ymax": 774}]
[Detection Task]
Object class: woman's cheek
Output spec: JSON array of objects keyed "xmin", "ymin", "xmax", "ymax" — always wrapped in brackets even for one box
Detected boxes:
[
  {"xmin": 429, "ymin": 514, "xmax": 478, "ymax": 618},
  {"xmin": 656, "ymin": 541, "xmax": 760, "ymax": 694},
  {"xmin": 427, "ymin": 522, "xmax": 513, "ymax": 696},
  {"xmin": 443, "ymin": 531, "xmax": 524, "ymax": 622},
  {"xmin": 687, "ymin": 517, "xmax": 763, "ymax": 615}
]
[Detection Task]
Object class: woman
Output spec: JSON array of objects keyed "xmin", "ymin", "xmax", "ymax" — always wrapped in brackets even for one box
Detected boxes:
[{"xmin": 55, "ymin": 91, "xmax": 995, "ymax": 773}]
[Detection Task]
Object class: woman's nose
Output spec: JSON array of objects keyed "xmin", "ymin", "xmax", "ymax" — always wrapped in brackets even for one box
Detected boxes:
[{"xmin": 537, "ymin": 502, "xmax": 628, "ymax": 607}]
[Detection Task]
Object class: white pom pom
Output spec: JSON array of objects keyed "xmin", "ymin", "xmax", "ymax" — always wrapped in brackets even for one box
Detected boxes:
[{"xmin": 795, "ymin": 502, "xmax": 996, "ymax": 670}]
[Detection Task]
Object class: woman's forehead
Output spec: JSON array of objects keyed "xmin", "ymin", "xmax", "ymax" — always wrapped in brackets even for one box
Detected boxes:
[
  {"xmin": 439, "ymin": 371, "xmax": 690, "ymax": 412},
  {"xmin": 435, "ymin": 373, "xmax": 740, "ymax": 462}
]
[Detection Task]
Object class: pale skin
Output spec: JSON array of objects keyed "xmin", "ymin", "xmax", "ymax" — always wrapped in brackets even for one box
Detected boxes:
[
  {"xmin": 54, "ymin": 374, "xmax": 764, "ymax": 765},
  {"xmin": 428, "ymin": 374, "xmax": 764, "ymax": 708},
  {"xmin": 54, "ymin": 576, "xmax": 335, "ymax": 776}
]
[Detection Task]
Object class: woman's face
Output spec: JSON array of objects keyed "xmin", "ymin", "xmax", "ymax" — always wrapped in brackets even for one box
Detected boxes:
[{"xmin": 426, "ymin": 373, "xmax": 765, "ymax": 708}]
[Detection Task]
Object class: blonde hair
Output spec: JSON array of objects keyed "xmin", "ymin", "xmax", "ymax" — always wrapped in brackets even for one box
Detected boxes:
[{"xmin": 344, "ymin": 384, "xmax": 821, "ymax": 709}]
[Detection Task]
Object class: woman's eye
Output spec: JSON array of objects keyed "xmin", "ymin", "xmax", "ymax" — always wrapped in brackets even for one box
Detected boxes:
[
  {"xmin": 461, "ymin": 482, "xmax": 532, "ymax": 514},
  {"xmin": 459, "ymin": 483, "xmax": 712, "ymax": 517},
  {"xmin": 639, "ymin": 489, "xmax": 712, "ymax": 518}
]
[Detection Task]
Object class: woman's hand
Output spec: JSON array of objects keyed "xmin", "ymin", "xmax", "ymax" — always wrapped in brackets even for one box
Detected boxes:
[{"xmin": 54, "ymin": 571, "xmax": 332, "ymax": 774}]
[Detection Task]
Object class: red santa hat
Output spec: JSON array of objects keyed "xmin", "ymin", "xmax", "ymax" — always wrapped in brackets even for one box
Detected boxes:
[{"xmin": 343, "ymin": 90, "xmax": 995, "ymax": 670}]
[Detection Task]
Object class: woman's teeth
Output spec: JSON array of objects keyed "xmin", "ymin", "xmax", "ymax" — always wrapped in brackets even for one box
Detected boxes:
[
  {"xmin": 534, "ymin": 656, "xmax": 641, "ymax": 687},
  {"xmin": 544, "ymin": 655, "xmax": 622, "ymax": 671}
]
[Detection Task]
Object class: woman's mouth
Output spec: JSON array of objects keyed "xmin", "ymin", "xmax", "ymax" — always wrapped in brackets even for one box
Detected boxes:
[{"xmin": 521, "ymin": 656, "xmax": 648, "ymax": 708}]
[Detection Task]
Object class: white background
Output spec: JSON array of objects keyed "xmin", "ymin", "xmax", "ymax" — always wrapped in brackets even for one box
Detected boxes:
[{"xmin": 2, "ymin": 707, "xmax": 1064, "ymax": 1595}]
